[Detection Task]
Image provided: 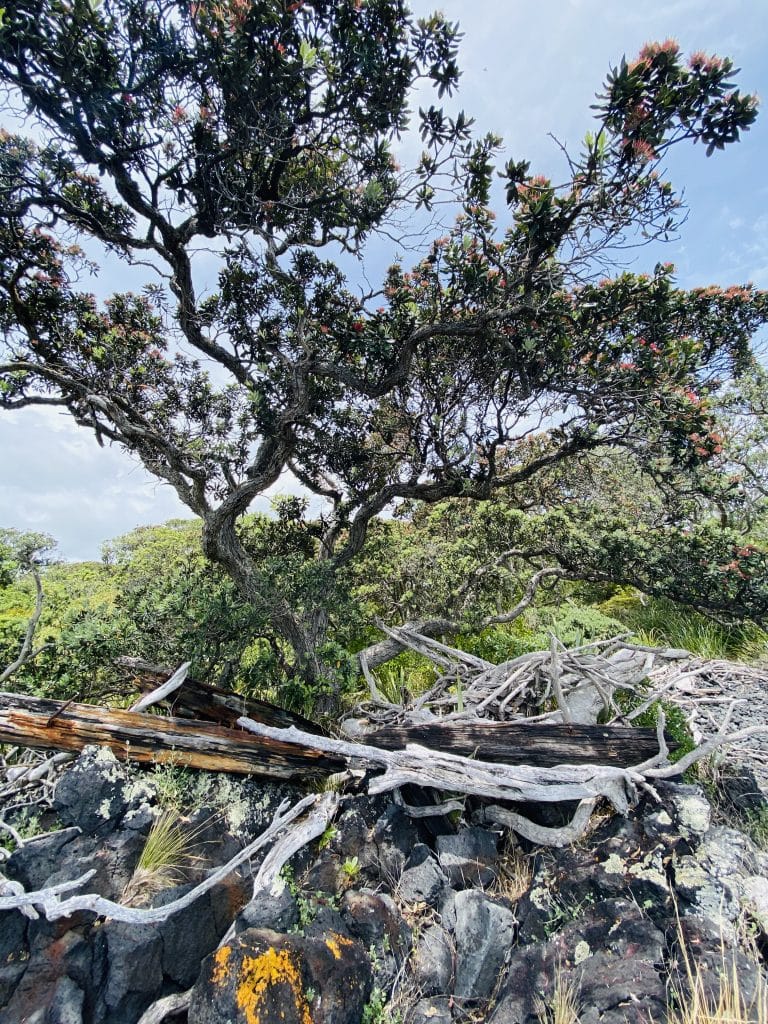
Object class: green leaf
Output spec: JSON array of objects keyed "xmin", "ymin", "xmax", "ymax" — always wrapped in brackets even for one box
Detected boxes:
[
  {"xmin": 363, "ymin": 180, "xmax": 384, "ymax": 202},
  {"xmin": 299, "ymin": 40, "xmax": 317, "ymax": 69}
]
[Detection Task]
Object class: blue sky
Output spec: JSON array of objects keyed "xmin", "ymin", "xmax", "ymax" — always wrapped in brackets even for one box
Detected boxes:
[{"xmin": 1, "ymin": 0, "xmax": 766, "ymax": 561}]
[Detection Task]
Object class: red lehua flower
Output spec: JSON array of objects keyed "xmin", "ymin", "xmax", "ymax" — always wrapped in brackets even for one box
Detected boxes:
[
  {"xmin": 172, "ymin": 104, "xmax": 187, "ymax": 123},
  {"xmin": 352, "ymin": 321, "xmax": 365, "ymax": 333},
  {"xmin": 639, "ymin": 39, "xmax": 679, "ymax": 62},
  {"xmin": 274, "ymin": 40, "xmax": 286, "ymax": 54}
]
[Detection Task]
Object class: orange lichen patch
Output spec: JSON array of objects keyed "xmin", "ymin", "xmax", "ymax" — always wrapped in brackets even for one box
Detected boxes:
[
  {"xmin": 212, "ymin": 945, "xmax": 233, "ymax": 987},
  {"xmin": 236, "ymin": 947, "xmax": 311, "ymax": 1024},
  {"xmin": 325, "ymin": 933, "xmax": 354, "ymax": 960}
]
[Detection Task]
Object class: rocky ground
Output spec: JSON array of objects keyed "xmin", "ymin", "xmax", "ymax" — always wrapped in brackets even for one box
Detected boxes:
[{"xmin": 1, "ymin": 742, "xmax": 767, "ymax": 1024}]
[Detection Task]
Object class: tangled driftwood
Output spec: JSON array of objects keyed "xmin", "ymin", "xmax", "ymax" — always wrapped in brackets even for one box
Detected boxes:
[{"xmin": 3, "ymin": 627, "xmax": 768, "ymax": 947}]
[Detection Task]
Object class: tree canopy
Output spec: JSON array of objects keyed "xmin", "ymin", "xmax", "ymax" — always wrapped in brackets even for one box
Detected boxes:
[{"xmin": 1, "ymin": 1, "xmax": 766, "ymax": 699}]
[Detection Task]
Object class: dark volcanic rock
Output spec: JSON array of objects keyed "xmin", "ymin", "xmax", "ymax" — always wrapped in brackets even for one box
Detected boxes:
[
  {"xmin": 53, "ymin": 747, "xmax": 134, "ymax": 835},
  {"xmin": 96, "ymin": 920, "xmax": 163, "ymax": 1024},
  {"xmin": 188, "ymin": 927, "xmax": 372, "ymax": 1024},
  {"xmin": 490, "ymin": 898, "xmax": 667, "ymax": 1024},
  {"xmin": 0, "ymin": 928, "xmax": 89, "ymax": 1024},
  {"xmin": 436, "ymin": 826, "xmax": 498, "ymax": 888},
  {"xmin": 5, "ymin": 828, "xmax": 82, "ymax": 892},
  {"xmin": 342, "ymin": 889, "xmax": 409, "ymax": 952},
  {"xmin": 411, "ymin": 924, "xmax": 453, "ymax": 996},
  {"xmin": 46, "ymin": 975, "xmax": 85, "ymax": 1024},
  {"xmin": 452, "ymin": 890, "xmax": 516, "ymax": 1002},
  {"xmin": 155, "ymin": 885, "xmax": 222, "ymax": 989},
  {"xmin": 372, "ymin": 805, "xmax": 420, "ymax": 883},
  {"xmin": 397, "ymin": 844, "xmax": 448, "ymax": 907},
  {"xmin": 236, "ymin": 887, "xmax": 300, "ymax": 934},
  {"xmin": 0, "ymin": 909, "xmax": 28, "ymax": 1003},
  {"xmin": 409, "ymin": 996, "xmax": 453, "ymax": 1024},
  {"xmin": 672, "ymin": 915, "xmax": 766, "ymax": 1010}
]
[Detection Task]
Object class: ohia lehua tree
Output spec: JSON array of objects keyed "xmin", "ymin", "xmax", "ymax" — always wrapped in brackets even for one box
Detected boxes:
[{"xmin": 0, "ymin": 1, "xmax": 766, "ymax": 700}]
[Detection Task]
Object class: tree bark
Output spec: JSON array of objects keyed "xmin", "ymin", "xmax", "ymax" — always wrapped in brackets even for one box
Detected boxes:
[
  {"xmin": 0, "ymin": 691, "xmax": 343, "ymax": 777},
  {"xmin": 118, "ymin": 656, "xmax": 326, "ymax": 734},
  {"xmin": 368, "ymin": 720, "xmax": 673, "ymax": 767}
]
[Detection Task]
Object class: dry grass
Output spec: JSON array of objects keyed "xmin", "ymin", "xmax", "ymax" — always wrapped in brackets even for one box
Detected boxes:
[
  {"xmin": 668, "ymin": 920, "xmax": 768, "ymax": 1024},
  {"xmin": 491, "ymin": 838, "xmax": 534, "ymax": 902},
  {"xmin": 122, "ymin": 809, "xmax": 208, "ymax": 906},
  {"xmin": 535, "ymin": 964, "xmax": 582, "ymax": 1024}
]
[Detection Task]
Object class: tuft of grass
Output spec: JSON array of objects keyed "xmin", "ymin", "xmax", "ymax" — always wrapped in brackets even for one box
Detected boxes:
[
  {"xmin": 667, "ymin": 919, "xmax": 768, "ymax": 1024},
  {"xmin": 600, "ymin": 592, "xmax": 768, "ymax": 662},
  {"xmin": 535, "ymin": 965, "xmax": 582, "ymax": 1024},
  {"xmin": 122, "ymin": 809, "xmax": 207, "ymax": 905},
  {"xmin": 491, "ymin": 839, "xmax": 533, "ymax": 902},
  {"xmin": 373, "ymin": 655, "xmax": 437, "ymax": 705}
]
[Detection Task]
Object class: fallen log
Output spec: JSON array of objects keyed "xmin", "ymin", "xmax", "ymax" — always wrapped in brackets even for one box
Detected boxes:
[
  {"xmin": 1, "ymin": 690, "xmax": 672, "ymax": 778},
  {"xmin": 0, "ymin": 691, "xmax": 344, "ymax": 778},
  {"xmin": 116, "ymin": 656, "xmax": 326, "ymax": 735},
  {"xmin": 368, "ymin": 720, "xmax": 676, "ymax": 767}
]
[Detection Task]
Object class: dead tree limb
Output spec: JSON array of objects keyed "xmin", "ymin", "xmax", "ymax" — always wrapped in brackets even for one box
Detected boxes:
[
  {"xmin": 480, "ymin": 798, "xmax": 598, "ymax": 848},
  {"xmin": 136, "ymin": 991, "xmax": 193, "ymax": 1024},
  {"xmin": 0, "ymin": 793, "xmax": 334, "ymax": 923},
  {"xmin": 367, "ymin": 720, "xmax": 670, "ymax": 767},
  {"xmin": 117, "ymin": 656, "xmax": 325, "ymax": 734},
  {"xmin": 129, "ymin": 662, "xmax": 190, "ymax": 712},
  {"xmin": 236, "ymin": 715, "xmax": 646, "ymax": 814},
  {"xmin": 0, "ymin": 691, "xmax": 343, "ymax": 778}
]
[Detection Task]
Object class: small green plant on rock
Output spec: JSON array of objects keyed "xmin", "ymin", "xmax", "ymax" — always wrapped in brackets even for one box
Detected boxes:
[
  {"xmin": 362, "ymin": 987, "xmax": 392, "ymax": 1024},
  {"xmin": 342, "ymin": 855, "xmax": 360, "ymax": 881},
  {"xmin": 318, "ymin": 824, "xmax": 338, "ymax": 850},
  {"xmin": 741, "ymin": 806, "xmax": 768, "ymax": 849},
  {"xmin": 543, "ymin": 891, "xmax": 596, "ymax": 939}
]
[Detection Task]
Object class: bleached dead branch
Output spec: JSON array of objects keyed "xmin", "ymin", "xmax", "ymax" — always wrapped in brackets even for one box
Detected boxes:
[{"xmin": 0, "ymin": 793, "xmax": 337, "ymax": 923}]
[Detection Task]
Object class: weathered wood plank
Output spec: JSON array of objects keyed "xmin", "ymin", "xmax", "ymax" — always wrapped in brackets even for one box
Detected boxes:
[
  {"xmin": 368, "ymin": 720, "xmax": 674, "ymax": 767},
  {"xmin": 0, "ymin": 691, "xmax": 344, "ymax": 777}
]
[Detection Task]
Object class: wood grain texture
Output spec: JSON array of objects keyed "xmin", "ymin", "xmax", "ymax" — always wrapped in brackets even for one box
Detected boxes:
[{"xmin": 0, "ymin": 691, "xmax": 343, "ymax": 777}]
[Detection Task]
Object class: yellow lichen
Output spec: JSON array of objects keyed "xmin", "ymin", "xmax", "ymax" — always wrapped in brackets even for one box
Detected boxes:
[
  {"xmin": 212, "ymin": 945, "xmax": 233, "ymax": 986},
  {"xmin": 325, "ymin": 933, "xmax": 353, "ymax": 961},
  {"xmin": 235, "ymin": 946, "xmax": 311, "ymax": 1024}
]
